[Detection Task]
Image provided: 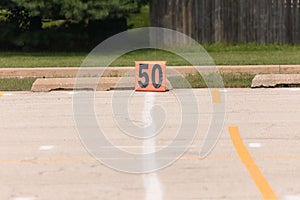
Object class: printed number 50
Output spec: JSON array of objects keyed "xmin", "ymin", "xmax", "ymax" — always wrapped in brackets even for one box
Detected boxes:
[{"xmin": 138, "ymin": 64, "xmax": 163, "ymax": 89}]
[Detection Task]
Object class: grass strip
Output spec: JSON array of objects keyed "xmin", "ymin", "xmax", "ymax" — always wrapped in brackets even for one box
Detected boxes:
[
  {"xmin": 0, "ymin": 73, "xmax": 254, "ymax": 91},
  {"xmin": 1, "ymin": 44, "xmax": 300, "ymax": 68},
  {"xmin": 169, "ymin": 73, "xmax": 255, "ymax": 88},
  {"xmin": 0, "ymin": 52, "xmax": 86, "ymax": 68},
  {"xmin": 0, "ymin": 78, "xmax": 37, "ymax": 91}
]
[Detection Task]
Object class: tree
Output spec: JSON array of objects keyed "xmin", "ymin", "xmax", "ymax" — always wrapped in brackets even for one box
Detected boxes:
[
  {"xmin": 0, "ymin": 0, "xmax": 149, "ymax": 50},
  {"xmin": 3, "ymin": 0, "xmax": 144, "ymax": 22}
]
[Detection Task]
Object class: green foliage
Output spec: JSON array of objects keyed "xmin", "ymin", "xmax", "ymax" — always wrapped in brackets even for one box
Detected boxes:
[
  {"xmin": 5, "ymin": 0, "xmax": 142, "ymax": 21},
  {"xmin": 127, "ymin": 5, "xmax": 149, "ymax": 28},
  {"xmin": 0, "ymin": 0, "xmax": 148, "ymax": 51}
]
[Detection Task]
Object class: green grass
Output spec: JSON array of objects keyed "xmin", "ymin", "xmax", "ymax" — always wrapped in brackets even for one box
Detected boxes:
[
  {"xmin": 169, "ymin": 73, "xmax": 255, "ymax": 88},
  {"xmin": 1, "ymin": 44, "xmax": 300, "ymax": 68},
  {"xmin": 102, "ymin": 45, "xmax": 300, "ymax": 66},
  {"xmin": 203, "ymin": 43, "xmax": 300, "ymax": 52},
  {"xmin": 206, "ymin": 43, "xmax": 300, "ymax": 65},
  {"xmin": 210, "ymin": 49, "xmax": 300, "ymax": 65},
  {"xmin": 0, "ymin": 78, "xmax": 36, "ymax": 91},
  {"xmin": 0, "ymin": 52, "xmax": 86, "ymax": 68},
  {"xmin": 111, "ymin": 49, "xmax": 191, "ymax": 66},
  {"xmin": 0, "ymin": 73, "xmax": 254, "ymax": 91}
]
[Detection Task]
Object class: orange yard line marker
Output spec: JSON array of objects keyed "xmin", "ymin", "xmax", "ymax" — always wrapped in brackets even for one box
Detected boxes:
[{"xmin": 228, "ymin": 126, "xmax": 278, "ymax": 200}]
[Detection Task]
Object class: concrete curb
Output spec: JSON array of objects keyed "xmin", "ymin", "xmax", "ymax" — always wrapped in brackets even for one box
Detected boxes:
[
  {"xmin": 31, "ymin": 77, "xmax": 132, "ymax": 92},
  {"xmin": 251, "ymin": 74, "xmax": 300, "ymax": 88},
  {"xmin": 1, "ymin": 65, "xmax": 300, "ymax": 78},
  {"xmin": 31, "ymin": 77, "xmax": 173, "ymax": 92}
]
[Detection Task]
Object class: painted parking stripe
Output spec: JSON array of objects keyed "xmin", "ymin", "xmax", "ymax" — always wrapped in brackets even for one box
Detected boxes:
[
  {"xmin": 142, "ymin": 92, "xmax": 163, "ymax": 200},
  {"xmin": 248, "ymin": 143, "xmax": 263, "ymax": 148},
  {"xmin": 283, "ymin": 195, "xmax": 300, "ymax": 200},
  {"xmin": 39, "ymin": 145, "xmax": 55, "ymax": 151},
  {"xmin": 212, "ymin": 89, "xmax": 221, "ymax": 103},
  {"xmin": 13, "ymin": 197, "xmax": 37, "ymax": 200},
  {"xmin": 287, "ymin": 88, "xmax": 300, "ymax": 91},
  {"xmin": 228, "ymin": 126, "xmax": 278, "ymax": 200},
  {"xmin": 99, "ymin": 145, "xmax": 196, "ymax": 149},
  {"xmin": 68, "ymin": 91, "xmax": 78, "ymax": 95}
]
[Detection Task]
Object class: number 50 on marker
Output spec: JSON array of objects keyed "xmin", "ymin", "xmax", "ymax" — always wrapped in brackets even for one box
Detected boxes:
[{"xmin": 135, "ymin": 61, "xmax": 167, "ymax": 92}]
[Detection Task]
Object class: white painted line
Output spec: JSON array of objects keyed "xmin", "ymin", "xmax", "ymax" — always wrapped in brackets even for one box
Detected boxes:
[
  {"xmin": 3, "ymin": 93, "xmax": 13, "ymax": 96},
  {"xmin": 143, "ymin": 173, "xmax": 163, "ymax": 200},
  {"xmin": 100, "ymin": 145, "xmax": 196, "ymax": 149},
  {"xmin": 68, "ymin": 91, "xmax": 78, "ymax": 95},
  {"xmin": 39, "ymin": 145, "xmax": 55, "ymax": 151},
  {"xmin": 142, "ymin": 92, "xmax": 163, "ymax": 200},
  {"xmin": 287, "ymin": 88, "xmax": 300, "ymax": 91},
  {"xmin": 219, "ymin": 89, "xmax": 228, "ymax": 92},
  {"xmin": 248, "ymin": 143, "xmax": 262, "ymax": 148},
  {"xmin": 283, "ymin": 195, "xmax": 300, "ymax": 200},
  {"xmin": 13, "ymin": 197, "xmax": 37, "ymax": 200}
]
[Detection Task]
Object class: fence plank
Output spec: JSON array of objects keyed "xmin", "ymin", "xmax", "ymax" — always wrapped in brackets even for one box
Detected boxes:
[{"xmin": 150, "ymin": 0, "xmax": 300, "ymax": 44}]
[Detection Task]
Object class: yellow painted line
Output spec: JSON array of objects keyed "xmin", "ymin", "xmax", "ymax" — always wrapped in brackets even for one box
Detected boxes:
[
  {"xmin": 212, "ymin": 89, "xmax": 221, "ymax": 103},
  {"xmin": 0, "ymin": 92, "xmax": 4, "ymax": 97},
  {"xmin": 228, "ymin": 126, "xmax": 278, "ymax": 200}
]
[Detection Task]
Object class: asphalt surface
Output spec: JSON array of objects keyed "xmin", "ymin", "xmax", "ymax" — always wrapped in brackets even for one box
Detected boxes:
[{"xmin": 0, "ymin": 88, "xmax": 299, "ymax": 200}]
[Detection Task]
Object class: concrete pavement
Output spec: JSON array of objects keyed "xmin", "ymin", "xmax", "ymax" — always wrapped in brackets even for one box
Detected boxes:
[{"xmin": 0, "ymin": 89, "xmax": 299, "ymax": 200}]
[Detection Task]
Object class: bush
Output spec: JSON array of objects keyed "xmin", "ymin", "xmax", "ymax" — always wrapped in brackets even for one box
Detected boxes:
[{"xmin": 0, "ymin": 17, "xmax": 127, "ymax": 51}]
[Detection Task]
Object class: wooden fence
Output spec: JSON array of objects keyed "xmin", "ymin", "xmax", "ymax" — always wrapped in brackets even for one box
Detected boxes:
[{"xmin": 150, "ymin": 0, "xmax": 300, "ymax": 44}]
